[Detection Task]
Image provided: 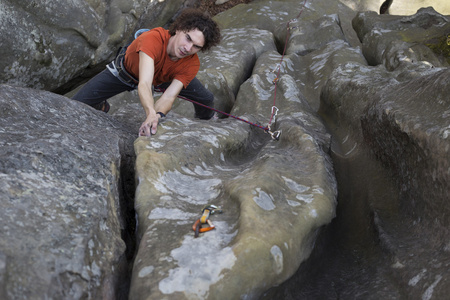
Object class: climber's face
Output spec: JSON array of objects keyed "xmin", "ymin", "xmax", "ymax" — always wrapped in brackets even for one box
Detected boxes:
[{"xmin": 168, "ymin": 28, "xmax": 204, "ymax": 60}]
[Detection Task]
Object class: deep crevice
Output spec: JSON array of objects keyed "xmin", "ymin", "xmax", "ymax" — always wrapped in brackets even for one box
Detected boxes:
[
  {"xmin": 115, "ymin": 150, "xmax": 138, "ymax": 300},
  {"xmin": 262, "ymin": 108, "xmax": 403, "ymax": 299}
]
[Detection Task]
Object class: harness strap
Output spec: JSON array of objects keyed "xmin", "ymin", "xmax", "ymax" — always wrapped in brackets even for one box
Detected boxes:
[{"xmin": 107, "ymin": 46, "xmax": 139, "ymax": 87}]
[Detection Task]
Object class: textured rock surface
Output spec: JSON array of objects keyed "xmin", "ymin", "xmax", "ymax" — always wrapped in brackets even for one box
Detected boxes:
[
  {"xmin": 130, "ymin": 113, "xmax": 336, "ymax": 299},
  {"xmin": 263, "ymin": 2, "xmax": 450, "ymax": 300},
  {"xmin": 0, "ymin": 85, "xmax": 136, "ymax": 298},
  {"xmin": 361, "ymin": 68, "xmax": 449, "ymax": 221}
]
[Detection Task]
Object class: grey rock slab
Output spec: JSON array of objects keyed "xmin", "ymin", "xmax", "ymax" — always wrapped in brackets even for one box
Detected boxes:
[
  {"xmin": 129, "ymin": 110, "xmax": 337, "ymax": 299},
  {"xmin": 0, "ymin": 84, "xmax": 135, "ymax": 299}
]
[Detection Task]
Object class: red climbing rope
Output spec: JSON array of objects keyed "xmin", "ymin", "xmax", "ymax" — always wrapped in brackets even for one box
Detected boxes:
[{"xmin": 155, "ymin": 87, "xmax": 269, "ymax": 131}]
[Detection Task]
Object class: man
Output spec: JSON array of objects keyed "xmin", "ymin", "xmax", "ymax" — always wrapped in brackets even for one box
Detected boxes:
[{"xmin": 72, "ymin": 8, "xmax": 221, "ymax": 136}]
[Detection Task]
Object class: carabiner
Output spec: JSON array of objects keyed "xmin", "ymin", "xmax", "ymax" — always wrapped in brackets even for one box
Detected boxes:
[
  {"xmin": 192, "ymin": 205, "xmax": 222, "ymax": 237},
  {"xmin": 287, "ymin": 18, "xmax": 298, "ymax": 31},
  {"xmin": 271, "ymin": 106, "xmax": 279, "ymax": 118},
  {"xmin": 269, "ymin": 130, "xmax": 282, "ymax": 140},
  {"xmin": 192, "ymin": 219, "xmax": 215, "ymax": 236}
]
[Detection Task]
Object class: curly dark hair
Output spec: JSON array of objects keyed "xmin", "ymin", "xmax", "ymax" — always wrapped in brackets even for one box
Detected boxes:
[{"xmin": 169, "ymin": 8, "xmax": 221, "ymax": 52}]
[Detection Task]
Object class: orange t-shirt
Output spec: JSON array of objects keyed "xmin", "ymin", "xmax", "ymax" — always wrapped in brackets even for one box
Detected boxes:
[{"xmin": 124, "ymin": 27, "xmax": 200, "ymax": 88}]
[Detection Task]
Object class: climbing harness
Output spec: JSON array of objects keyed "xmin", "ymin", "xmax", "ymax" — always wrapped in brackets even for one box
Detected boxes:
[
  {"xmin": 192, "ymin": 205, "xmax": 223, "ymax": 238},
  {"xmin": 107, "ymin": 29, "xmax": 151, "ymax": 88},
  {"xmin": 107, "ymin": 46, "xmax": 139, "ymax": 88}
]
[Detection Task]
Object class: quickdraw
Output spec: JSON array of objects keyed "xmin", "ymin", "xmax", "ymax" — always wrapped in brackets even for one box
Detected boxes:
[
  {"xmin": 265, "ymin": 106, "xmax": 281, "ymax": 140},
  {"xmin": 192, "ymin": 205, "xmax": 223, "ymax": 238}
]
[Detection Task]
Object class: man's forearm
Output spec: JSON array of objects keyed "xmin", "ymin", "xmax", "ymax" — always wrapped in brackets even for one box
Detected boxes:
[
  {"xmin": 155, "ymin": 94, "xmax": 176, "ymax": 115},
  {"xmin": 154, "ymin": 79, "xmax": 184, "ymax": 115},
  {"xmin": 138, "ymin": 82, "xmax": 156, "ymax": 116}
]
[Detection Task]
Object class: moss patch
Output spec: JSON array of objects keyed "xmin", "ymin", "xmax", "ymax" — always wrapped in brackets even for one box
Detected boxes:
[{"xmin": 424, "ymin": 34, "xmax": 450, "ymax": 65}]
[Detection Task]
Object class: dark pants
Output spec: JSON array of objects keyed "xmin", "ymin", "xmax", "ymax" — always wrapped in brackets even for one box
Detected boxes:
[{"xmin": 72, "ymin": 68, "xmax": 214, "ymax": 119}]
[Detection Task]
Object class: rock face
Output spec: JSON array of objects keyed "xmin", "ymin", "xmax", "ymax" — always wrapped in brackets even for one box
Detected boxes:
[
  {"xmin": 351, "ymin": 7, "xmax": 449, "ymax": 223},
  {"xmin": 0, "ymin": 0, "xmax": 186, "ymax": 93},
  {"xmin": 0, "ymin": 0, "xmax": 449, "ymax": 299},
  {"xmin": 262, "ymin": 3, "xmax": 450, "ymax": 300},
  {"xmin": 0, "ymin": 85, "xmax": 137, "ymax": 298},
  {"xmin": 361, "ymin": 68, "xmax": 449, "ymax": 221}
]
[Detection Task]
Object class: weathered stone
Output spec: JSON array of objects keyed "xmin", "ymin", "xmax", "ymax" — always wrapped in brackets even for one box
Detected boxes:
[
  {"xmin": 284, "ymin": 40, "xmax": 367, "ymax": 112},
  {"xmin": 129, "ymin": 113, "xmax": 336, "ymax": 300},
  {"xmin": 270, "ymin": 3, "xmax": 449, "ymax": 298},
  {"xmin": 200, "ymin": 27, "xmax": 277, "ymax": 94},
  {"xmin": 213, "ymin": 0, "xmax": 297, "ymax": 34},
  {"xmin": 362, "ymin": 68, "xmax": 450, "ymax": 223},
  {"xmin": 352, "ymin": 7, "xmax": 450, "ymax": 70},
  {"xmin": 286, "ymin": 14, "xmax": 347, "ymax": 56},
  {"xmin": 0, "ymin": 84, "xmax": 136, "ymax": 299},
  {"xmin": 314, "ymin": 60, "xmax": 450, "ymax": 300},
  {"xmin": 196, "ymin": 27, "xmax": 277, "ymax": 117},
  {"xmin": 321, "ymin": 62, "xmax": 394, "ymax": 141}
]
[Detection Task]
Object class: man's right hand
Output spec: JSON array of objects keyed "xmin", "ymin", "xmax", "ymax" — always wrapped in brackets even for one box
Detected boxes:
[{"xmin": 139, "ymin": 114, "xmax": 159, "ymax": 136}]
